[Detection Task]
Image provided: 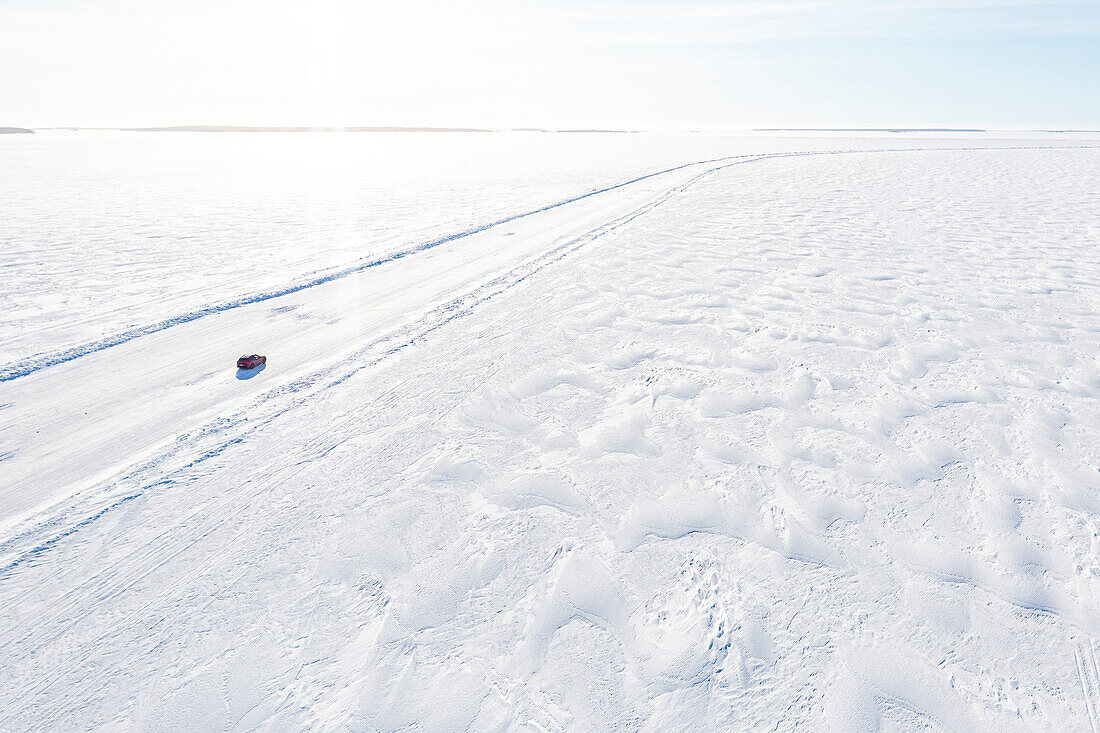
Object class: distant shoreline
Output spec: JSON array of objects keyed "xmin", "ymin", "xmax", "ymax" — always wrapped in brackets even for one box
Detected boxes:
[
  {"xmin": 122, "ymin": 125, "xmax": 494, "ymax": 133},
  {"xmin": 0, "ymin": 127, "xmax": 34, "ymax": 134},
  {"xmin": 29, "ymin": 125, "xmax": 636, "ymax": 134},
  {"xmin": 755, "ymin": 128, "xmax": 987, "ymax": 133},
  {"xmin": 13, "ymin": 126, "xmax": 1098, "ymax": 135}
]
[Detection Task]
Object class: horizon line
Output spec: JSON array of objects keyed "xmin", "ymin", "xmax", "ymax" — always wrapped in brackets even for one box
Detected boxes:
[{"xmin": 6, "ymin": 125, "xmax": 1100, "ymax": 135}]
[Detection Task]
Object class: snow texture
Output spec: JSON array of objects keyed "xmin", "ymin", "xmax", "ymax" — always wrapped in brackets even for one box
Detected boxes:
[{"xmin": 2, "ymin": 134, "xmax": 1100, "ymax": 731}]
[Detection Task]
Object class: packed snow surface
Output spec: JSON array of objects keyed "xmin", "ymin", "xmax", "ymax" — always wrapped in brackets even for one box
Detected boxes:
[{"xmin": 2, "ymin": 134, "xmax": 1100, "ymax": 730}]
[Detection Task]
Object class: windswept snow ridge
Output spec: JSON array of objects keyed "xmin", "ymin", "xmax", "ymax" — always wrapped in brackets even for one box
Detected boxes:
[{"xmin": 1, "ymin": 140, "xmax": 1099, "ymax": 730}]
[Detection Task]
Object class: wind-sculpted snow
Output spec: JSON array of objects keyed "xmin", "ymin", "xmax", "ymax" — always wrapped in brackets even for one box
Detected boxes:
[{"xmin": 2, "ymin": 144, "xmax": 1100, "ymax": 730}]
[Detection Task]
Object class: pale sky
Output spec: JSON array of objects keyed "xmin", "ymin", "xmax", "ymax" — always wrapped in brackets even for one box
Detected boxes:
[{"xmin": 3, "ymin": 0, "xmax": 1098, "ymax": 129}]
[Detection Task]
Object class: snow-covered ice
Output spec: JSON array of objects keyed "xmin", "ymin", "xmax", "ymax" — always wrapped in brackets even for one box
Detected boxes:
[
  {"xmin": 2, "ymin": 134, "xmax": 1100, "ymax": 730},
  {"xmin": 1, "ymin": 130, "xmax": 876, "ymax": 365}
]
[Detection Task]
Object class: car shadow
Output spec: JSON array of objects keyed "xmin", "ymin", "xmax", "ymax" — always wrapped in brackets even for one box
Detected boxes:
[{"xmin": 236, "ymin": 363, "xmax": 266, "ymax": 380}]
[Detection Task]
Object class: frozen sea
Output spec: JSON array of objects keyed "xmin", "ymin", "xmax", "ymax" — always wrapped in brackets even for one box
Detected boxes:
[
  {"xmin": 3, "ymin": 129, "xmax": 1092, "ymax": 366},
  {"xmin": 2, "ymin": 130, "xmax": 1100, "ymax": 731}
]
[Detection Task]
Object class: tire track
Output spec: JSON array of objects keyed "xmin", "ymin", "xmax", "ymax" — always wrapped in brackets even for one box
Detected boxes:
[
  {"xmin": 0, "ymin": 153, "xmax": 758, "ymax": 383},
  {"xmin": 0, "ymin": 153, "xmax": 739, "ymax": 692},
  {"xmin": 1076, "ymin": 639, "xmax": 1100, "ymax": 733},
  {"xmin": 3, "ymin": 144, "xmax": 1092, "ymax": 384},
  {"xmin": 0, "ymin": 147, "xmax": 749, "ymax": 580},
  {"xmin": 2, "ymin": 145, "xmax": 1095, "ymax": 578}
]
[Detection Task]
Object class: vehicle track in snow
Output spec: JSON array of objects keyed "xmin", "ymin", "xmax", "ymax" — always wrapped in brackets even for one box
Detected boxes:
[
  {"xmin": 0, "ymin": 142, "xmax": 1093, "ymax": 595},
  {"xmin": 2, "ymin": 144, "xmax": 1093, "ymax": 384},
  {"xmin": 0, "ymin": 150, "xmax": 880, "ymax": 714},
  {"xmin": 1, "ymin": 144, "xmax": 1095, "ymax": 558},
  {"xmin": 5, "ymin": 150, "xmax": 795, "ymax": 529},
  {"xmin": 0, "ymin": 153, "xmax": 765, "ymax": 383},
  {"xmin": 0, "ymin": 148, "xmax": 773, "ymax": 578},
  {"xmin": 1077, "ymin": 639, "xmax": 1100, "ymax": 733}
]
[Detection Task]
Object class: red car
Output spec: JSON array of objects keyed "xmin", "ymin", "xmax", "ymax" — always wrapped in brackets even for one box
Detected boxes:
[{"xmin": 237, "ymin": 354, "xmax": 267, "ymax": 369}]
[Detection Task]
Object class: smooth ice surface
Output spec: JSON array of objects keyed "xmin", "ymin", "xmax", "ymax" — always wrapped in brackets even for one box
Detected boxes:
[{"xmin": 2, "ymin": 134, "xmax": 1100, "ymax": 730}]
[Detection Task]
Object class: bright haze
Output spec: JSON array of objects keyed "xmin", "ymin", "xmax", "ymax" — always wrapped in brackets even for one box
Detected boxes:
[{"xmin": 4, "ymin": 0, "xmax": 1099, "ymax": 130}]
